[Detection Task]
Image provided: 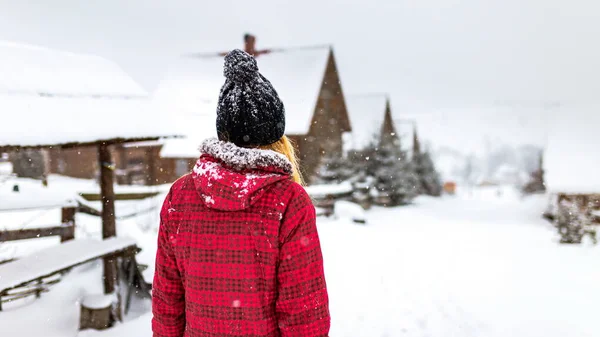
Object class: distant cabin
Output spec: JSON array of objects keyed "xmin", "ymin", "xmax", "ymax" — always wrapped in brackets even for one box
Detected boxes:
[
  {"xmin": 345, "ymin": 94, "xmax": 399, "ymax": 152},
  {"xmin": 544, "ymin": 105, "xmax": 600, "ymax": 220},
  {"xmin": 153, "ymin": 35, "xmax": 351, "ymax": 184},
  {"xmin": 0, "ymin": 40, "xmax": 161, "ymax": 182}
]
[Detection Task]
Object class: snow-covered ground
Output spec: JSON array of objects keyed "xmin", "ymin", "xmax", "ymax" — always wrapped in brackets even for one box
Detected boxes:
[{"xmin": 2, "ymin": 184, "xmax": 599, "ymax": 337}]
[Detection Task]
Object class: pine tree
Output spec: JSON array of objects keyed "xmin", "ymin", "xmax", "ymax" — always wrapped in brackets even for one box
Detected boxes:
[
  {"xmin": 413, "ymin": 151, "xmax": 443, "ymax": 196},
  {"xmin": 313, "ymin": 150, "xmax": 356, "ymax": 185},
  {"xmin": 411, "ymin": 127, "xmax": 443, "ymax": 196},
  {"xmin": 356, "ymin": 136, "xmax": 418, "ymax": 206}
]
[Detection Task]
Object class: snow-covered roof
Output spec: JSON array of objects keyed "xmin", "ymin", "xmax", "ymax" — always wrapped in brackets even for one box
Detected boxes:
[
  {"xmin": 544, "ymin": 104, "xmax": 600, "ymax": 194},
  {"xmin": 0, "ymin": 41, "xmax": 176, "ymax": 149},
  {"xmin": 152, "ymin": 46, "xmax": 331, "ymax": 148},
  {"xmin": 157, "ymin": 101, "xmax": 217, "ymax": 158},
  {"xmin": 0, "ymin": 41, "xmax": 146, "ymax": 98},
  {"xmin": 345, "ymin": 94, "xmax": 388, "ymax": 149}
]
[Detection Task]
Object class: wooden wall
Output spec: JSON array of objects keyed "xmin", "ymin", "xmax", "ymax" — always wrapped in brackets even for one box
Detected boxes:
[
  {"xmin": 47, "ymin": 146, "xmax": 98, "ymax": 180},
  {"xmin": 46, "ymin": 144, "xmax": 195, "ymax": 186}
]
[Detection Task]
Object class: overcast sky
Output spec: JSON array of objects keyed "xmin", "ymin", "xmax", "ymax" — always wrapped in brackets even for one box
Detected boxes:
[{"xmin": 1, "ymin": 0, "xmax": 597, "ymax": 153}]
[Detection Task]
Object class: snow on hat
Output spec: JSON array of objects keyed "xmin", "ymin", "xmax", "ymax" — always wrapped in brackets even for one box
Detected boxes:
[{"xmin": 216, "ymin": 49, "xmax": 285, "ymax": 147}]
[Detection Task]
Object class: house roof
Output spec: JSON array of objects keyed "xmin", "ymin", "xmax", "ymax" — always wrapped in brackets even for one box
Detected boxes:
[
  {"xmin": 154, "ymin": 45, "xmax": 332, "ymax": 158},
  {"xmin": 345, "ymin": 94, "xmax": 389, "ymax": 149},
  {"xmin": 544, "ymin": 104, "xmax": 600, "ymax": 193},
  {"xmin": 0, "ymin": 41, "xmax": 175, "ymax": 150},
  {"xmin": 0, "ymin": 41, "xmax": 146, "ymax": 98},
  {"xmin": 153, "ymin": 46, "xmax": 332, "ymax": 136}
]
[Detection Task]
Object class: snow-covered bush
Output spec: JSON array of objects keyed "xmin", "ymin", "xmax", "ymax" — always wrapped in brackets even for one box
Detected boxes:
[{"xmin": 334, "ymin": 200, "xmax": 366, "ymax": 224}]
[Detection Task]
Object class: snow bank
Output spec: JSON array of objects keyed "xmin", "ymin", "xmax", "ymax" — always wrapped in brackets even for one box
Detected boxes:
[
  {"xmin": 79, "ymin": 313, "xmax": 153, "ymax": 337},
  {"xmin": 334, "ymin": 200, "xmax": 366, "ymax": 224},
  {"xmin": 0, "ymin": 179, "xmax": 79, "ymax": 211},
  {"xmin": 305, "ymin": 182, "xmax": 353, "ymax": 198},
  {"xmin": 545, "ymin": 104, "xmax": 600, "ymax": 193}
]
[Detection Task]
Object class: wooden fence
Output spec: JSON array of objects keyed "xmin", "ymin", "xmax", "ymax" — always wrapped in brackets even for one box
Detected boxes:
[{"xmin": 0, "ymin": 207, "xmax": 76, "ymax": 243}]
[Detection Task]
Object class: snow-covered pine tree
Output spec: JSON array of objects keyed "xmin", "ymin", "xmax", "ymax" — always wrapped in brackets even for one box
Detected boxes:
[
  {"xmin": 410, "ymin": 127, "xmax": 443, "ymax": 197},
  {"xmin": 312, "ymin": 149, "xmax": 356, "ymax": 185},
  {"xmin": 356, "ymin": 135, "xmax": 418, "ymax": 206},
  {"xmin": 412, "ymin": 151, "xmax": 443, "ymax": 197}
]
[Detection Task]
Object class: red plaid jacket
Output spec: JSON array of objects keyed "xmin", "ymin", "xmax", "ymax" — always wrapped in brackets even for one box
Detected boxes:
[{"xmin": 152, "ymin": 139, "xmax": 329, "ymax": 337}]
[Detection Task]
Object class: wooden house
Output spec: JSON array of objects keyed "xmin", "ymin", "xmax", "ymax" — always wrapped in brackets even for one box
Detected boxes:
[
  {"xmin": 153, "ymin": 34, "xmax": 351, "ymax": 183},
  {"xmin": 544, "ymin": 105, "xmax": 600, "ymax": 226},
  {"xmin": 0, "ymin": 40, "xmax": 168, "ymax": 184},
  {"xmin": 345, "ymin": 94, "xmax": 399, "ymax": 152},
  {"xmin": 0, "ymin": 40, "xmax": 175, "ymax": 296}
]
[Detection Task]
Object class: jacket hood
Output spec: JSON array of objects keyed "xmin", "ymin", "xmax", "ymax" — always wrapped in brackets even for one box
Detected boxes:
[{"xmin": 192, "ymin": 138, "xmax": 292, "ymax": 211}]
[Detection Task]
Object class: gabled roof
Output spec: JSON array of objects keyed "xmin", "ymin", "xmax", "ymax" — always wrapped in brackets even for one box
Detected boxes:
[
  {"xmin": 0, "ymin": 41, "xmax": 175, "ymax": 149},
  {"xmin": 345, "ymin": 94, "xmax": 389, "ymax": 149},
  {"xmin": 544, "ymin": 104, "xmax": 600, "ymax": 193},
  {"xmin": 153, "ymin": 46, "xmax": 332, "ymax": 137}
]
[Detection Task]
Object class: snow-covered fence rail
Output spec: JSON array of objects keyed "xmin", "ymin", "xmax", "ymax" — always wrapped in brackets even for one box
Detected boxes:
[
  {"xmin": 0, "ymin": 206, "xmax": 76, "ymax": 243},
  {"xmin": 0, "ymin": 237, "xmax": 138, "ymax": 311},
  {"xmin": 305, "ymin": 182, "xmax": 354, "ymax": 216}
]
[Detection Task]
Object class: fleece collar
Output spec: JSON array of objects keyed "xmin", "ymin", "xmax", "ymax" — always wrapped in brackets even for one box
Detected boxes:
[{"xmin": 199, "ymin": 138, "xmax": 292, "ymax": 175}]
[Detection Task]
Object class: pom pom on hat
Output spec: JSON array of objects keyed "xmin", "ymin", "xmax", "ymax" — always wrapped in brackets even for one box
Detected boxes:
[{"xmin": 223, "ymin": 49, "xmax": 259, "ymax": 84}]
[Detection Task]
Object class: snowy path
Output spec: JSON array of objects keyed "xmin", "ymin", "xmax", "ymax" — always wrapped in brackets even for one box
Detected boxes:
[
  {"xmin": 2, "ymin": 190, "xmax": 600, "ymax": 337},
  {"xmin": 321, "ymin": 194, "xmax": 600, "ymax": 337}
]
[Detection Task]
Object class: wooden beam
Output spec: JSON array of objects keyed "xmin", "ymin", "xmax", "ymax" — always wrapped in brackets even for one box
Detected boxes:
[
  {"xmin": 61, "ymin": 207, "xmax": 76, "ymax": 242},
  {"xmin": 0, "ymin": 226, "xmax": 70, "ymax": 242},
  {"xmin": 79, "ymin": 191, "xmax": 160, "ymax": 202},
  {"xmin": 0, "ymin": 246, "xmax": 138, "ymax": 296},
  {"xmin": 0, "ymin": 136, "xmax": 165, "ymax": 152},
  {"xmin": 98, "ymin": 143, "xmax": 118, "ymax": 294}
]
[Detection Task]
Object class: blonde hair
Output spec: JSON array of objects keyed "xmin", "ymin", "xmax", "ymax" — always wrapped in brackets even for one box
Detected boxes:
[{"xmin": 260, "ymin": 136, "xmax": 304, "ymax": 185}]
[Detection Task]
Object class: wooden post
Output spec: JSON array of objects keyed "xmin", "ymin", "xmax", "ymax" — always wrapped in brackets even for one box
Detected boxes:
[
  {"xmin": 117, "ymin": 144, "xmax": 127, "ymax": 185},
  {"xmin": 61, "ymin": 207, "xmax": 76, "ymax": 242},
  {"xmin": 146, "ymin": 148, "xmax": 157, "ymax": 186},
  {"xmin": 35, "ymin": 279, "xmax": 43, "ymax": 298},
  {"xmin": 98, "ymin": 143, "xmax": 117, "ymax": 294}
]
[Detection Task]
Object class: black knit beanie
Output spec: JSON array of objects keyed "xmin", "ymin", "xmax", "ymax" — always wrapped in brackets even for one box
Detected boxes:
[{"xmin": 216, "ymin": 49, "xmax": 285, "ymax": 147}]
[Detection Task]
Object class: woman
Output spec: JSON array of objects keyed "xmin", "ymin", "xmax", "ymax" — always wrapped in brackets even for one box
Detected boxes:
[{"xmin": 152, "ymin": 49, "xmax": 330, "ymax": 337}]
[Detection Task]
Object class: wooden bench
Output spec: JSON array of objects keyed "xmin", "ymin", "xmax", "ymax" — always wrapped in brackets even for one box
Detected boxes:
[{"xmin": 0, "ymin": 237, "xmax": 140, "ymax": 311}]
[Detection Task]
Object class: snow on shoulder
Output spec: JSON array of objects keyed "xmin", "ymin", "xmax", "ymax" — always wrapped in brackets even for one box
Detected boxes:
[
  {"xmin": 544, "ymin": 104, "xmax": 600, "ymax": 193},
  {"xmin": 153, "ymin": 46, "xmax": 331, "ymax": 158},
  {"xmin": 0, "ymin": 40, "xmax": 176, "ymax": 148}
]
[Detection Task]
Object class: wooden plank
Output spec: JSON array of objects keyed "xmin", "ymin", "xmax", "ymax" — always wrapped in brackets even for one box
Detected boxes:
[
  {"xmin": 0, "ymin": 243, "xmax": 138, "ymax": 296},
  {"xmin": 79, "ymin": 191, "xmax": 160, "ymax": 201},
  {"xmin": 0, "ymin": 225, "xmax": 70, "ymax": 242}
]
